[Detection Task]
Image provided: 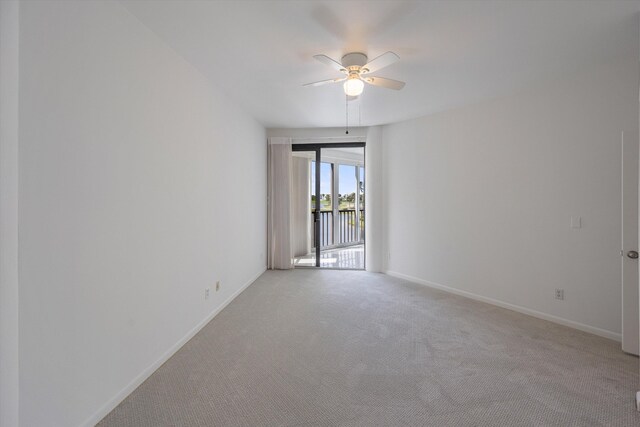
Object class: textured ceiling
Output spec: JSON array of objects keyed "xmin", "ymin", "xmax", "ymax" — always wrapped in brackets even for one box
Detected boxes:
[{"xmin": 121, "ymin": 0, "xmax": 640, "ymax": 128}]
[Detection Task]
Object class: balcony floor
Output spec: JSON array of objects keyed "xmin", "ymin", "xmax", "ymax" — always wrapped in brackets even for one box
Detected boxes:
[{"xmin": 294, "ymin": 244, "xmax": 364, "ymax": 270}]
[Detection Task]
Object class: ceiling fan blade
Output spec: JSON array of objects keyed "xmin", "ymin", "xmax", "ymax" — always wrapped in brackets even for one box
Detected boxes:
[
  {"xmin": 361, "ymin": 51, "xmax": 400, "ymax": 74},
  {"xmin": 363, "ymin": 76, "xmax": 406, "ymax": 90},
  {"xmin": 313, "ymin": 54, "xmax": 347, "ymax": 73},
  {"xmin": 303, "ymin": 77, "xmax": 346, "ymax": 87}
]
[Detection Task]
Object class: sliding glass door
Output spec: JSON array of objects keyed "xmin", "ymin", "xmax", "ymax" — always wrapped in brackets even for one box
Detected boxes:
[{"xmin": 292, "ymin": 143, "xmax": 365, "ymax": 269}]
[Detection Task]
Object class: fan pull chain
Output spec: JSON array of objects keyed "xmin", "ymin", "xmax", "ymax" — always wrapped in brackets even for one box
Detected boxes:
[{"xmin": 345, "ymin": 94, "xmax": 349, "ymax": 135}]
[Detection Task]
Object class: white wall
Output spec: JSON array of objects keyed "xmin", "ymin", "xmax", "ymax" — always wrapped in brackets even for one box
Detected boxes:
[
  {"xmin": 383, "ymin": 56, "xmax": 639, "ymax": 339},
  {"xmin": 0, "ymin": 1, "xmax": 20, "ymax": 426},
  {"xmin": 365, "ymin": 126, "xmax": 384, "ymax": 272},
  {"xmin": 18, "ymin": 1, "xmax": 266, "ymax": 426},
  {"xmin": 267, "ymin": 127, "xmax": 367, "ymax": 141}
]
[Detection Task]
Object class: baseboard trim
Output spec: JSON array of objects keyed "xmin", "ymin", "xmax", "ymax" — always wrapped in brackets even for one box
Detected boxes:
[
  {"xmin": 385, "ymin": 270, "xmax": 621, "ymax": 342},
  {"xmin": 80, "ymin": 268, "xmax": 267, "ymax": 427}
]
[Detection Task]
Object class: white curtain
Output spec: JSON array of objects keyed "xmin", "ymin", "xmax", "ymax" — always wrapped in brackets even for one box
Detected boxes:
[{"xmin": 267, "ymin": 138, "xmax": 294, "ymax": 269}]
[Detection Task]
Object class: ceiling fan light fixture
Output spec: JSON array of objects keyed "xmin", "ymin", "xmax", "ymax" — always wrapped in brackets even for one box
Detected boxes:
[
  {"xmin": 343, "ymin": 76, "xmax": 364, "ymax": 96},
  {"xmin": 305, "ymin": 51, "xmax": 404, "ymax": 94}
]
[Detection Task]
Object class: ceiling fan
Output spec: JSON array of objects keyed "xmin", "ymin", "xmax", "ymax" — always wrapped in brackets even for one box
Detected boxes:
[{"xmin": 304, "ymin": 51, "xmax": 405, "ymax": 96}]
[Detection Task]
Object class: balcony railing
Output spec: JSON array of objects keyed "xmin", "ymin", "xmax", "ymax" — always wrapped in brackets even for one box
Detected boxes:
[
  {"xmin": 316, "ymin": 210, "xmax": 333, "ymax": 247},
  {"xmin": 312, "ymin": 209, "xmax": 364, "ymax": 248}
]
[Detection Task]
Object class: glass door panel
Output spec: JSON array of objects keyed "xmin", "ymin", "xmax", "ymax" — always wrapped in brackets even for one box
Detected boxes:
[
  {"xmin": 359, "ymin": 166, "xmax": 365, "ymax": 242},
  {"xmin": 291, "ymin": 149, "xmax": 319, "ymax": 268},
  {"xmin": 311, "ymin": 160, "xmax": 334, "ymax": 247},
  {"xmin": 338, "ymin": 164, "xmax": 358, "ymax": 245},
  {"xmin": 318, "ymin": 146, "xmax": 365, "ymax": 269}
]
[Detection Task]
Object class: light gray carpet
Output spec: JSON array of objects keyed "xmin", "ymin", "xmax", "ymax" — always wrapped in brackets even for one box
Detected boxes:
[{"xmin": 99, "ymin": 270, "xmax": 639, "ymax": 426}]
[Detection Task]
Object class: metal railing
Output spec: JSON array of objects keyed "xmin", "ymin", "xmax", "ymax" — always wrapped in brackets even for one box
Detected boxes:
[
  {"xmin": 312, "ymin": 209, "xmax": 365, "ymax": 248},
  {"xmin": 338, "ymin": 210, "xmax": 357, "ymax": 244},
  {"xmin": 315, "ymin": 210, "xmax": 333, "ymax": 247}
]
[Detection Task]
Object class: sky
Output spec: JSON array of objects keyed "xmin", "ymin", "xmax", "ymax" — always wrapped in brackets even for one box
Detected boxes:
[{"xmin": 311, "ymin": 162, "xmax": 364, "ymax": 196}]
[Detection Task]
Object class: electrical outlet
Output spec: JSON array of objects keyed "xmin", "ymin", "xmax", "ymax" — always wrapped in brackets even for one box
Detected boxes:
[
  {"xmin": 555, "ymin": 289, "xmax": 564, "ymax": 300},
  {"xmin": 216, "ymin": 281, "xmax": 220, "ymax": 291},
  {"xmin": 205, "ymin": 288, "xmax": 210, "ymax": 300}
]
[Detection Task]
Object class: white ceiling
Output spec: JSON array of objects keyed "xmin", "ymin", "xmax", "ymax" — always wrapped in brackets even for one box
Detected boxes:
[{"xmin": 120, "ymin": 0, "xmax": 639, "ymax": 128}]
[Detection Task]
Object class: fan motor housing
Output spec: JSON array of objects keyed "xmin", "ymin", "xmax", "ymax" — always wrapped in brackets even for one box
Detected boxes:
[{"xmin": 341, "ymin": 52, "xmax": 368, "ymax": 68}]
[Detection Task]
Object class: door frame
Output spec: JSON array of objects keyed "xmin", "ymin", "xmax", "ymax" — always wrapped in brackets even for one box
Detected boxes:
[{"xmin": 622, "ymin": 130, "xmax": 639, "ymax": 355}]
